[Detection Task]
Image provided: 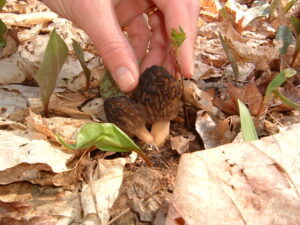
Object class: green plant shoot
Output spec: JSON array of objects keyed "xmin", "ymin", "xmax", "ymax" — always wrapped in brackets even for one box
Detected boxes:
[
  {"xmin": 34, "ymin": 29, "xmax": 68, "ymax": 117},
  {"xmin": 57, "ymin": 122, "xmax": 151, "ymax": 166},
  {"xmin": 238, "ymin": 99, "xmax": 259, "ymax": 142}
]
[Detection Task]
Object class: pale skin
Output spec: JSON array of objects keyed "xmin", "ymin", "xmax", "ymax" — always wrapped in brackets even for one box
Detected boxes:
[{"xmin": 43, "ymin": 0, "xmax": 200, "ymax": 92}]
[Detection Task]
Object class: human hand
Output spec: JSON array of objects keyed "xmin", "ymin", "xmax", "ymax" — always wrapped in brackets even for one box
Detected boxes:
[{"xmin": 43, "ymin": 0, "xmax": 199, "ymax": 92}]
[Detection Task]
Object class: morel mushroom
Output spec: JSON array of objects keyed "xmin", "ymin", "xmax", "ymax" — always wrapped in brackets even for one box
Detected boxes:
[
  {"xmin": 134, "ymin": 66, "xmax": 182, "ymax": 146},
  {"xmin": 104, "ymin": 96, "xmax": 153, "ymax": 144}
]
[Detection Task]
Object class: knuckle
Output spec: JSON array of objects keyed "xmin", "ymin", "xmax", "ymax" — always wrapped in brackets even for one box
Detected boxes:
[{"xmin": 100, "ymin": 40, "xmax": 125, "ymax": 59}]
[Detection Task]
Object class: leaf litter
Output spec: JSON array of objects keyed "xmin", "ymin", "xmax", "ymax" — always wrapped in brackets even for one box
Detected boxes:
[{"xmin": 0, "ymin": 0, "xmax": 300, "ymax": 224}]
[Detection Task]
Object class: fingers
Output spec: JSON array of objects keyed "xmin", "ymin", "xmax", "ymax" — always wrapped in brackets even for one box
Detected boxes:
[
  {"xmin": 140, "ymin": 11, "xmax": 170, "ymax": 73},
  {"xmin": 69, "ymin": 0, "xmax": 140, "ymax": 92},
  {"xmin": 153, "ymin": 0, "xmax": 200, "ymax": 78},
  {"xmin": 126, "ymin": 15, "xmax": 150, "ymax": 62}
]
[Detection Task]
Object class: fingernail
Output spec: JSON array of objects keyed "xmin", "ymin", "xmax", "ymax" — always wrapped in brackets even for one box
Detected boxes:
[{"xmin": 114, "ymin": 67, "xmax": 135, "ymax": 91}]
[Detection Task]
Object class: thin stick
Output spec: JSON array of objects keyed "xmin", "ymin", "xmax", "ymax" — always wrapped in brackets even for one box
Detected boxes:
[{"xmin": 106, "ymin": 208, "xmax": 131, "ymax": 225}]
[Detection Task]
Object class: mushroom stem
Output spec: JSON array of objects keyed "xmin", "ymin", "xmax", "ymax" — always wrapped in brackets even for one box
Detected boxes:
[
  {"xmin": 151, "ymin": 121, "xmax": 170, "ymax": 147},
  {"xmin": 135, "ymin": 126, "xmax": 154, "ymax": 144}
]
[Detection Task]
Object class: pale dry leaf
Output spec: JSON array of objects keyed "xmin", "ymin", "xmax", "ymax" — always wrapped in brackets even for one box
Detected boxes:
[
  {"xmin": 81, "ymin": 158, "xmax": 126, "ymax": 224},
  {"xmin": 0, "ymin": 129, "xmax": 73, "ymax": 176},
  {"xmin": 195, "ymin": 111, "xmax": 238, "ymax": 149},
  {"xmin": 0, "ymin": 87, "xmax": 29, "ymax": 121},
  {"xmin": 0, "ymin": 31, "xmax": 19, "ymax": 58},
  {"xmin": 0, "ymin": 12, "xmax": 58, "ymax": 27},
  {"xmin": 183, "ymin": 80, "xmax": 218, "ymax": 115},
  {"xmin": 0, "ymin": 53, "xmax": 38, "ymax": 85},
  {"xmin": 81, "ymin": 98, "xmax": 107, "ymax": 121},
  {"xmin": 170, "ymin": 135, "xmax": 195, "ymax": 154},
  {"xmin": 166, "ymin": 124, "xmax": 300, "ymax": 225}
]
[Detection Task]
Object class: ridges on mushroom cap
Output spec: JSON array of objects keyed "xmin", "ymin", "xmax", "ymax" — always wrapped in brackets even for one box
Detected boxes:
[
  {"xmin": 134, "ymin": 65, "xmax": 182, "ymax": 124},
  {"xmin": 103, "ymin": 96, "xmax": 146, "ymax": 137}
]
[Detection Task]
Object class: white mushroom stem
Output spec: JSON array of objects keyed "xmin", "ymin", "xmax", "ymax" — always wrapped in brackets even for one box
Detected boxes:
[
  {"xmin": 151, "ymin": 121, "xmax": 170, "ymax": 147},
  {"xmin": 135, "ymin": 125, "xmax": 154, "ymax": 144}
]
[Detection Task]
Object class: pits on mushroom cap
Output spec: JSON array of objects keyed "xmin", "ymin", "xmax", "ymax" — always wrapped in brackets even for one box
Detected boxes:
[
  {"xmin": 104, "ymin": 96, "xmax": 153, "ymax": 144},
  {"xmin": 104, "ymin": 66, "xmax": 182, "ymax": 147},
  {"xmin": 134, "ymin": 65, "xmax": 182, "ymax": 146}
]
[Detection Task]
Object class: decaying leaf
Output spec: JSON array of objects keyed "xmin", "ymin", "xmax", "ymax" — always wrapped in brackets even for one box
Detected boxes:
[
  {"xmin": 81, "ymin": 158, "xmax": 126, "ymax": 224},
  {"xmin": 195, "ymin": 111, "xmax": 239, "ymax": 149},
  {"xmin": 167, "ymin": 124, "xmax": 300, "ymax": 225},
  {"xmin": 214, "ymin": 80, "xmax": 263, "ymax": 116}
]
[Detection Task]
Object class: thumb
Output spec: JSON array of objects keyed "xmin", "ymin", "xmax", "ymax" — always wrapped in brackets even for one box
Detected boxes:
[{"xmin": 62, "ymin": 1, "xmax": 139, "ymax": 92}]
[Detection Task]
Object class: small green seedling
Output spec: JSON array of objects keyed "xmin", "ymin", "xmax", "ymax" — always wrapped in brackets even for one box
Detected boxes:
[
  {"xmin": 0, "ymin": 0, "xmax": 7, "ymax": 48},
  {"xmin": 275, "ymin": 25, "xmax": 293, "ymax": 55},
  {"xmin": 99, "ymin": 70, "xmax": 125, "ymax": 100},
  {"xmin": 34, "ymin": 29, "xmax": 68, "ymax": 117},
  {"xmin": 57, "ymin": 122, "xmax": 151, "ymax": 166},
  {"xmin": 264, "ymin": 68, "xmax": 300, "ymax": 109},
  {"xmin": 238, "ymin": 99, "xmax": 259, "ymax": 142},
  {"xmin": 218, "ymin": 32, "xmax": 240, "ymax": 82},
  {"xmin": 283, "ymin": 0, "xmax": 297, "ymax": 14},
  {"xmin": 291, "ymin": 16, "xmax": 300, "ymax": 66},
  {"xmin": 72, "ymin": 39, "xmax": 91, "ymax": 90}
]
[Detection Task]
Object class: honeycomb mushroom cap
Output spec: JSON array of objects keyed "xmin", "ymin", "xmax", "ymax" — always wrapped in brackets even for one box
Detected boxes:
[
  {"xmin": 104, "ymin": 96, "xmax": 146, "ymax": 137},
  {"xmin": 134, "ymin": 65, "xmax": 182, "ymax": 124}
]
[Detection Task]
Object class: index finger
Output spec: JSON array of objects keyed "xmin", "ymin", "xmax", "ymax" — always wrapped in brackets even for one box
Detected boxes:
[{"xmin": 153, "ymin": 0, "xmax": 199, "ymax": 78}]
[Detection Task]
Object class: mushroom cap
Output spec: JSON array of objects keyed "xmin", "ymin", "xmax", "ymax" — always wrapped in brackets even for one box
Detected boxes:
[
  {"xmin": 104, "ymin": 96, "xmax": 146, "ymax": 137},
  {"xmin": 134, "ymin": 66, "xmax": 182, "ymax": 124}
]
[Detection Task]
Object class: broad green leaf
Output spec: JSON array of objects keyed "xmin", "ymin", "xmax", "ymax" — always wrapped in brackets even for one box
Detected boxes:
[
  {"xmin": 269, "ymin": 0, "xmax": 280, "ymax": 17},
  {"xmin": 58, "ymin": 122, "xmax": 152, "ymax": 165},
  {"xmin": 0, "ymin": 19, "xmax": 7, "ymax": 35},
  {"xmin": 72, "ymin": 39, "xmax": 91, "ymax": 90},
  {"xmin": 171, "ymin": 25, "xmax": 187, "ymax": 49},
  {"xmin": 291, "ymin": 16, "xmax": 300, "ymax": 36},
  {"xmin": 99, "ymin": 70, "xmax": 124, "ymax": 100},
  {"xmin": 274, "ymin": 89, "xmax": 300, "ymax": 109},
  {"xmin": 238, "ymin": 99, "xmax": 259, "ymax": 142},
  {"xmin": 264, "ymin": 68, "xmax": 296, "ymax": 103},
  {"xmin": 34, "ymin": 29, "xmax": 68, "ymax": 116},
  {"xmin": 0, "ymin": 0, "xmax": 5, "ymax": 10},
  {"xmin": 275, "ymin": 25, "xmax": 293, "ymax": 55},
  {"xmin": 284, "ymin": 0, "xmax": 296, "ymax": 14},
  {"xmin": 218, "ymin": 32, "xmax": 240, "ymax": 81}
]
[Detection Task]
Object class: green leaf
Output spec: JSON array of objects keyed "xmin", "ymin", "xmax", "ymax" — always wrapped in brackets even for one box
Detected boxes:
[
  {"xmin": 238, "ymin": 99, "xmax": 259, "ymax": 142},
  {"xmin": 0, "ymin": 35, "xmax": 6, "ymax": 48},
  {"xmin": 218, "ymin": 32, "xmax": 240, "ymax": 81},
  {"xmin": 0, "ymin": 0, "xmax": 5, "ymax": 10},
  {"xmin": 291, "ymin": 16, "xmax": 300, "ymax": 36},
  {"xmin": 58, "ymin": 122, "xmax": 152, "ymax": 165},
  {"xmin": 171, "ymin": 25, "xmax": 187, "ymax": 49},
  {"xmin": 284, "ymin": 0, "xmax": 296, "ymax": 14},
  {"xmin": 72, "ymin": 39, "xmax": 91, "ymax": 90},
  {"xmin": 275, "ymin": 25, "xmax": 293, "ymax": 55},
  {"xmin": 0, "ymin": 19, "xmax": 7, "ymax": 35},
  {"xmin": 264, "ymin": 68, "xmax": 297, "ymax": 103},
  {"xmin": 99, "ymin": 70, "xmax": 124, "ymax": 100},
  {"xmin": 274, "ymin": 89, "xmax": 300, "ymax": 109},
  {"xmin": 34, "ymin": 29, "xmax": 68, "ymax": 117}
]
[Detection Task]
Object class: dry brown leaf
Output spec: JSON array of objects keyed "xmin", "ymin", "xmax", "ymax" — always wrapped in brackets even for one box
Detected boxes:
[
  {"xmin": 170, "ymin": 135, "xmax": 195, "ymax": 154},
  {"xmin": 0, "ymin": 129, "xmax": 73, "ymax": 185},
  {"xmin": 166, "ymin": 124, "xmax": 300, "ymax": 225},
  {"xmin": 214, "ymin": 80, "xmax": 263, "ymax": 116},
  {"xmin": 81, "ymin": 158, "xmax": 126, "ymax": 224},
  {"xmin": 0, "ymin": 182, "xmax": 82, "ymax": 223},
  {"xmin": 195, "ymin": 111, "xmax": 239, "ymax": 149}
]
